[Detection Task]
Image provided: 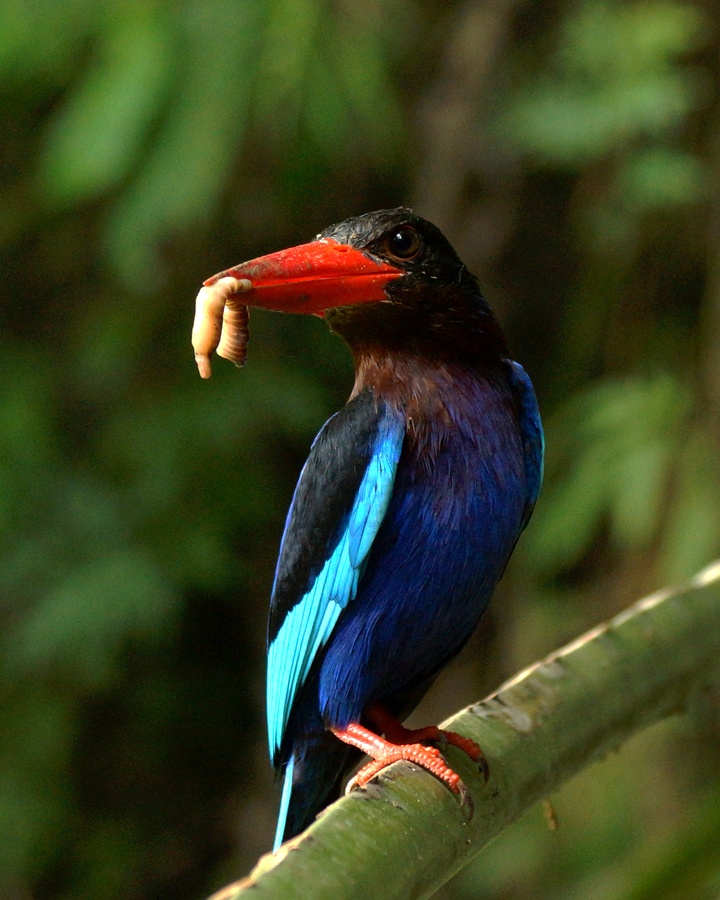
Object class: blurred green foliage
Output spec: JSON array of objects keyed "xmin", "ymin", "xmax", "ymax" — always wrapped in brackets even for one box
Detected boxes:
[
  {"xmin": 503, "ymin": 0, "xmax": 705, "ymax": 166},
  {"xmin": 1, "ymin": 0, "xmax": 719, "ymax": 898}
]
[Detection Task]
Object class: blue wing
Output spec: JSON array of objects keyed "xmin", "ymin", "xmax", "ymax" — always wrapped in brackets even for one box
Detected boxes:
[
  {"xmin": 505, "ymin": 359, "xmax": 544, "ymax": 523},
  {"xmin": 266, "ymin": 393, "xmax": 405, "ymax": 764}
]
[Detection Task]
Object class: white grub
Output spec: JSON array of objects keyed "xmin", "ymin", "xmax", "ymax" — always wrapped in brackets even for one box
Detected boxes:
[
  {"xmin": 192, "ymin": 276, "xmax": 252, "ymax": 378},
  {"xmin": 217, "ymin": 298, "xmax": 250, "ymax": 368}
]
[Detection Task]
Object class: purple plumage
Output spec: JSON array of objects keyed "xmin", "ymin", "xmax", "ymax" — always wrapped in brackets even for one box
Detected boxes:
[{"xmin": 320, "ymin": 360, "xmax": 528, "ymax": 726}]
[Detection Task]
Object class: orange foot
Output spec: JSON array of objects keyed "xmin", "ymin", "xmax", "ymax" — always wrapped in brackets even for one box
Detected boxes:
[
  {"xmin": 331, "ymin": 706, "xmax": 487, "ymax": 817},
  {"xmin": 365, "ymin": 702, "xmax": 489, "ymax": 782}
]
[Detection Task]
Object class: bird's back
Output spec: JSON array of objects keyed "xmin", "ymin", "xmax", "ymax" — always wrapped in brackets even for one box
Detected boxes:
[{"xmin": 317, "ymin": 360, "xmax": 529, "ymax": 728}]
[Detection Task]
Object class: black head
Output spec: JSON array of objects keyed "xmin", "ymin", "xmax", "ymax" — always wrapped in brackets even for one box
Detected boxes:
[{"xmin": 318, "ymin": 208, "xmax": 507, "ymax": 364}]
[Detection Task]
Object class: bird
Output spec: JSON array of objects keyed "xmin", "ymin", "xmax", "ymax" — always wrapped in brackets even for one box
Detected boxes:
[{"xmin": 196, "ymin": 207, "xmax": 543, "ymax": 851}]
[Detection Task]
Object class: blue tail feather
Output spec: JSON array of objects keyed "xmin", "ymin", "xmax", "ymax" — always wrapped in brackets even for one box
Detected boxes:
[
  {"xmin": 273, "ymin": 755, "xmax": 295, "ymax": 852},
  {"xmin": 273, "ymin": 734, "xmax": 355, "ymax": 849}
]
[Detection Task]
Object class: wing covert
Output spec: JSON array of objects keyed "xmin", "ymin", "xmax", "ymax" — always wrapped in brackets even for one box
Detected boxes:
[{"xmin": 267, "ymin": 397, "xmax": 404, "ymax": 762}]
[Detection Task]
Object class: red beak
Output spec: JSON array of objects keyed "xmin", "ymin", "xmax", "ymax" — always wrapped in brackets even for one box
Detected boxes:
[{"xmin": 204, "ymin": 238, "xmax": 403, "ymax": 314}]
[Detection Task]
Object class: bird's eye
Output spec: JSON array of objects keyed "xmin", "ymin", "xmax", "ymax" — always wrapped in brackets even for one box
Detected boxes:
[{"xmin": 384, "ymin": 226, "xmax": 422, "ymax": 261}]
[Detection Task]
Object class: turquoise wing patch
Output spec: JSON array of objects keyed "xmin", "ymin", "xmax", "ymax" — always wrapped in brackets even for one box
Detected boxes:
[{"xmin": 266, "ymin": 415, "xmax": 404, "ymax": 760}]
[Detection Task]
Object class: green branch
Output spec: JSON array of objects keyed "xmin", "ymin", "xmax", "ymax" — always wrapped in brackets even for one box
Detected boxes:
[{"xmin": 212, "ymin": 562, "xmax": 720, "ymax": 900}]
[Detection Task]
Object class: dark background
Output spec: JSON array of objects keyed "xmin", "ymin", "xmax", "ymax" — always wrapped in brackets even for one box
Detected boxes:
[{"xmin": 2, "ymin": 1, "xmax": 720, "ymax": 898}]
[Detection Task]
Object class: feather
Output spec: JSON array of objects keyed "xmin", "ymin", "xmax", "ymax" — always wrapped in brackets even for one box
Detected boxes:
[
  {"xmin": 505, "ymin": 360, "xmax": 544, "ymax": 524},
  {"xmin": 266, "ymin": 398, "xmax": 404, "ymax": 761}
]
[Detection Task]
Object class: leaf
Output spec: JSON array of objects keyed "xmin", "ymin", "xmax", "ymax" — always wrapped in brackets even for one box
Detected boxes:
[
  {"xmin": 6, "ymin": 549, "xmax": 178, "ymax": 688},
  {"xmin": 0, "ymin": 0, "xmax": 97, "ymax": 83},
  {"xmin": 105, "ymin": 0, "xmax": 263, "ymax": 285},
  {"xmin": 253, "ymin": 0, "xmax": 320, "ymax": 122},
  {"xmin": 40, "ymin": 3, "xmax": 176, "ymax": 204},
  {"xmin": 0, "ymin": 696, "xmax": 76, "ymax": 878},
  {"xmin": 527, "ymin": 374, "xmax": 690, "ymax": 574},
  {"xmin": 619, "ymin": 148, "xmax": 706, "ymax": 209},
  {"xmin": 500, "ymin": 0, "xmax": 706, "ymax": 166},
  {"xmin": 661, "ymin": 429, "xmax": 720, "ymax": 583}
]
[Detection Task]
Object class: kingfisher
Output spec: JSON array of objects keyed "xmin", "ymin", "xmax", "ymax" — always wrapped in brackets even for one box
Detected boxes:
[{"xmin": 195, "ymin": 208, "xmax": 543, "ymax": 851}]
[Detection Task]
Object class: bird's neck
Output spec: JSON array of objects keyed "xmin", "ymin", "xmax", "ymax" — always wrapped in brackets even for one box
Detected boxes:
[
  {"xmin": 349, "ymin": 348, "xmax": 509, "ymax": 438},
  {"xmin": 325, "ymin": 284, "xmax": 508, "ymax": 366}
]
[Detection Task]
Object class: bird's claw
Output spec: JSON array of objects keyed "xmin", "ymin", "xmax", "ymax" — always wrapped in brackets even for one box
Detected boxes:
[
  {"xmin": 333, "ymin": 720, "xmax": 485, "ymax": 820},
  {"xmin": 346, "ymin": 758, "xmax": 475, "ymax": 819},
  {"xmin": 345, "ymin": 774, "xmax": 362, "ymax": 795},
  {"xmin": 457, "ymin": 777, "xmax": 474, "ymax": 818},
  {"xmin": 342, "ymin": 743, "xmax": 475, "ymax": 819},
  {"xmin": 477, "ymin": 749, "xmax": 490, "ymax": 784},
  {"xmin": 436, "ymin": 730, "xmax": 489, "ymax": 785}
]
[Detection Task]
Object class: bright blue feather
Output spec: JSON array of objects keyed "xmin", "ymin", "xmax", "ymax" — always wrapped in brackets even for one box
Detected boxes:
[
  {"xmin": 274, "ymin": 754, "xmax": 295, "ymax": 852},
  {"xmin": 348, "ymin": 434, "xmax": 402, "ymax": 568},
  {"xmin": 505, "ymin": 360, "xmax": 544, "ymax": 517},
  {"xmin": 266, "ymin": 414, "xmax": 404, "ymax": 761}
]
